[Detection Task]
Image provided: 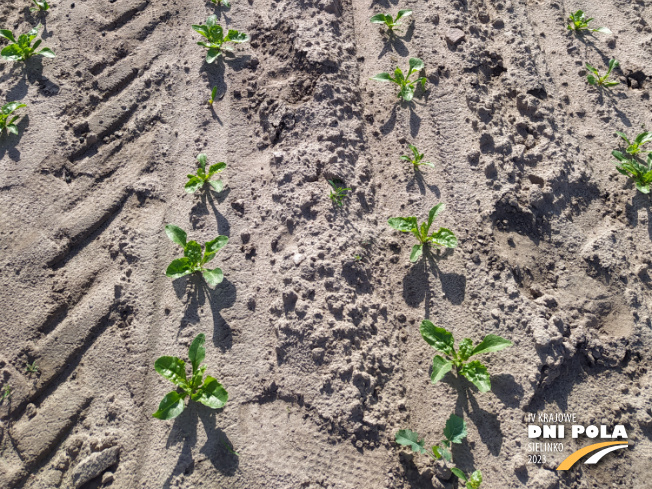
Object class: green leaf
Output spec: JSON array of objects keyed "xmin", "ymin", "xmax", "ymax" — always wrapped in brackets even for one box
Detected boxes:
[
  {"xmin": 427, "ymin": 203, "xmax": 445, "ymax": 229},
  {"xmin": 585, "ymin": 63, "xmax": 598, "ymax": 74},
  {"xmin": 206, "ymin": 48, "xmax": 221, "ymax": 64},
  {"xmin": 192, "ymin": 24, "xmax": 210, "ymax": 38},
  {"xmin": 152, "ymin": 391, "xmax": 185, "ymax": 420},
  {"xmin": 370, "ymin": 13, "xmax": 389, "ymax": 24},
  {"xmin": 206, "ymin": 14, "xmax": 218, "ymax": 28},
  {"xmin": 592, "ymin": 26, "xmax": 612, "ymax": 34},
  {"xmin": 185, "ymin": 176, "xmax": 204, "ymax": 194},
  {"xmin": 371, "ymin": 72, "xmax": 392, "ymax": 82},
  {"xmin": 166, "ymin": 258, "xmax": 193, "ymax": 278},
  {"xmin": 226, "ymin": 30, "xmax": 249, "ymax": 43},
  {"xmin": 1, "ymin": 45, "xmax": 25, "ymax": 61},
  {"xmin": 616, "ymin": 131, "xmax": 630, "ymax": 145},
  {"xmin": 205, "ymin": 235, "xmax": 228, "ymax": 256},
  {"xmin": 409, "ymin": 57, "xmax": 425, "ymax": 72},
  {"xmin": 444, "ymin": 414, "xmax": 467, "ymax": 444},
  {"xmin": 188, "ymin": 333, "xmax": 206, "ymax": 375},
  {"xmin": 635, "ymin": 132, "xmax": 652, "ymax": 146},
  {"xmin": 165, "ymin": 224, "xmax": 187, "ymax": 246},
  {"xmin": 6, "ymin": 124, "xmax": 18, "ymax": 135},
  {"xmin": 471, "ymin": 334, "xmax": 513, "ymax": 356},
  {"xmin": 0, "ymin": 30, "xmax": 15, "ymax": 43},
  {"xmin": 154, "ymin": 356, "xmax": 188, "ymax": 388},
  {"xmin": 2, "ymin": 102, "xmax": 26, "ymax": 115},
  {"xmin": 431, "ymin": 355, "xmax": 453, "ymax": 383},
  {"xmin": 399, "ymin": 84, "xmax": 414, "ymax": 101},
  {"xmin": 395, "ymin": 429, "xmax": 426, "ymax": 454},
  {"xmin": 420, "ymin": 320, "xmax": 455, "ymax": 356},
  {"xmin": 430, "ymin": 228, "xmax": 458, "ymax": 248},
  {"xmin": 468, "ymin": 470, "xmax": 483, "ymax": 489},
  {"xmin": 203, "ymin": 267, "xmax": 224, "ymax": 286},
  {"xmin": 410, "ymin": 244, "xmax": 423, "ymax": 263},
  {"xmin": 440, "ymin": 446, "xmax": 452, "ymax": 462},
  {"xmin": 458, "ymin": 338, "xmax": 474, "ymax": 361},
  {"xmin": 208, "ymin": 179, "xmax": 224, "ymax": 192},
  {"xmin": 395, "ymin": 9, "xmax": 412, "ymax": 21},
  {"xmin": 197, "ymin": 153, "xmax": 208, "ymax": 169},
  {"xmin": 193, "ymin": 376, "xmax": 228, "ymax": 409},
  {"xmin": 388, "ymin": 216, "xmax": 417, "ymax": 232},
  {"xmin": 431, "ymin": 445, "xmax": 442, "ymax": 459},
  {"xmin": 208, "ymin": 162, "xmax": 226, "ymax": 175},
  {"xmin": 184, "ymin": 240, "xmax": 203, "ymax": 265},
  {"xmin": 459, "ymin": 361, "xmax": 491, "ymax": 392},
  {"xmin": 603, "ymin": 81, "xmax": 620, "ymax": 87},
  {"xmin": 451, "ymin": 467, "xmax": 467, "ymax": 481}
]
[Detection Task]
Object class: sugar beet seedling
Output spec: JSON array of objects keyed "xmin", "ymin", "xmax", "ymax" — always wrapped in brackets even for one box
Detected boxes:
[
  {"xmin": 371, "ymin": 57, "xmax": 427, "ymax": 102},
  {"xmin": 208, "ymin": 86, "xmax": 218, "ymax": 106},
  {"xmin": 210, "ymin": 0, "xmax": 231, "ymax": 6},
  {"xmin": 192, "ymin": 15, "xmax": 248, "ymax": 63},
  {"xmin": 0, "ymin": 24, "xmax": 55, "ymax": 62},
  {"xmin": 567, "ymin": 10, "xmax": 611, "ymax": 35},
  {"xmin": 370, "ymin": 10, "xmax": 412, "ymax": 32},
  {"xmin": 30, "ymin": 0, "xmax": 50, "ymax": 12},
  {"xmin": 396, "ymin": 414, "xmax": 483, "ymax": 488},
  {"xmin": 420, "ymin": 320, "xmax": 512, "ymax": 392},
  {"xmin": 401, "ymin": 143, "xmax": 435, "ymax": 170},
  {"xmin": 153, "ymin": 333, "xmax": 228, "ymax": 420},
  {"xmin": 165, "ymin": 225, "xmax": 228, "ymax": 286},
  {"xmin": 0, "ymin": 102, "xmax": 26, "ymax": 136},
  {"xmin": 585, "ymin": 59, "xmax": 619, "ymax": 88},
  {"xmin": 613, "ymin": 150, "xmax": 652, "ymax": 194},
  {"xmin": 328, "ymin": 179, "xmax": 351, "ymax": 207},
  {"xmin": 185, "ymin": 153, "xmax": 226, "ymax": 194},
  {"xmin": 616, "ymin": 131, "xmax": 652, "ymax": 156},
  {"xmin": 388, "ymin": 203, "xmax": 457, "ymax": 262}
]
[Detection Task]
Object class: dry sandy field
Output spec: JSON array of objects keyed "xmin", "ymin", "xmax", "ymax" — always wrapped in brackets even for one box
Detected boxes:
[{"xmin": 0, "ymin": 0, "xmax": 651, "ymax": 487}]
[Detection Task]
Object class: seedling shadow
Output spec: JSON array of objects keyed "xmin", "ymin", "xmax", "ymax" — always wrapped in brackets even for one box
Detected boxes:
[
  {"xmin": 402, "ymin": 247, "xmax": 465, "ymax": 317},
  {"xmin": 625, "ymin": 192, "xmax": 652, "ymax": 240},
  {"xmin": 370, "ymin": 0, "xmax": 399, "ymax": 7},
  {"xmin": 206, "ymin": 0, "xmax": 231, "ymax": 19},
  {"xmin": 163, "ymin": 402, "xmax": 238, "ymax": 488},
  {"xmin": 452, "ymin": 384, "xmax": 504, "ymax": 457},
  {"xmin": 173, "ymin": 273, "xmax": 236, "ymax": 351},
  {"xmin": 405, "ymin": 170, "xmax": 440, "ymax": 196},
  {"xmin": 0, "ymin": 115, "xmax": 28, "ymax": 162},
  {"xmin": 377, "ymin": 23, "xmax": 415, "ymax": 58}
]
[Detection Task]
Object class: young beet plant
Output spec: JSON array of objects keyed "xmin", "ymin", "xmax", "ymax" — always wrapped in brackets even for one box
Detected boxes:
[
  {"xmin": 0, "ymin": 24, "xmax": 55, "ymax": 62},
  {"xmin": 396, "ymin": 415, "xmax": 483, "ymax": 488},
  {"xmin": 153, "ymin": 333, "xmax": 228, "ymax": 420},
  {"xmin": 0, "ymin": 102, "xmax": 26, "ymax": 136},
  {"xmin": 616, "ymin": 131, "xmax": 652, "ymax": 156},
  {"xmin": 567, "ymin": 10, "xmax": 611, "ymax": 34},
  {"xmin": 185, "ymin": 153, "xmax": 226, "ymax": 193},
  {"xmin": 586, "ymin": 59, "xmax": 619, "ymax": 88},
  {"xmin": 372, "ymin": 58, "xmax": 426, "ymax": 102},
  {"xmin": 165, "ymin": 225, "xmax": 228, "ymax": 286},
  {"xmin": 208, "ymin": 86, "xmax": 218, "ymax": 106},
  {"xmin": 613, "ymin": 151, "xmax": 652, "ymax": 194},
  {"xmin": 370, "ymin": 10, "xmax": 412, "ymax": 32},
  {"xmin": 388, "ymin": 203, "xmax": 457, "ymax": 262},
  {"xmin": 329, "ymin": 179, "xmax": 351, "ymax": 207},
  {"xmin": 30, "ymin": 0, "xmax": 50, "ymax": 12},
  {"xmin": 420, "ymin": 320, "xmax": 512, "ymax": 392},
  {"xmin": 401, "ymin": 144, "xmax": 434, "ymax": 170},
  {"xmin": 192, "ymin": 15, "xmax": 248, "ymax": 63},
  {"xmin": 210, "ymin": 0, "xmax": 231, "ymax": 7}
]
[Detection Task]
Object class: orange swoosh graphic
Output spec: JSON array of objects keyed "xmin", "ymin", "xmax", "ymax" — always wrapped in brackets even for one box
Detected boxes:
[{"xmin": 556, "ymin": 441, "xmax": 629, "ymax": 470}]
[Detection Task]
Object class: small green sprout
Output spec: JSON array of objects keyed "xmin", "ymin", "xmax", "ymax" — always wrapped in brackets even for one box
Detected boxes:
[
  {"xmin": 370, "ymin": 10, "xmax": 412, "ymax": 32},
  {"xmin": 401, "ymin": 144, "xmax": 435, "ymax": 170},
  {"xmin": 30, "ymin": 0, "xmax": 50, "ymax": 12},
  {"xmin": 616, "ymin": 131, "xmax": 652, "ymax": 156},
  {"xmin": 451, "ymin": 468, "xmax": 483, "ymax": 489},
  {"xmin": 25, "ymin": 361, "xmax": 39, "ymax": 374},
  {"xmin": 192, "ymin": 15, "xmax": 249, "ymax": 64},
  {"xmin": 185, "ymin": 153, "xmax": 226, "ymax": 194},
  {"xmin": 1, "ymin": 385, "xmax": 11, "ymax": 403},
  {"xmin": 210, "ymin": 0, "xmax": 231, "ymax": 6},
  {"xmin": 586, "ymin": 59, "xmax": 619, "ymax": 87},
  {"xmin": 328, "ymin": 179, "xmax": 351, "ymax": 207},
  {"xmin": 371, "ymin": 57, "xmax": 427, "ymax": 102},
  {"xmin": 0, "ymin": 24, "xmax": 55, "ymax": 62},
  {"xmin": 165, "ymin": 225, "xmax": 228, "ymax": 287},
  {"xmin": 388, "ymin": 203, "xmax": 457, "ymax": 262},
  {"xmin": 153, "ymin": 333, "xmax": 228, "ymax": 420},
  {"xmin": 0, "ymin": 102, "xmax": 26, "ymax": 136},
  {"xmin": 208, "ymin": 86, "xmax": 218, "ymax": 106},
  {"xmin": 420, "ymin": 320, "xmax": 512, "ymax": 392},
  {"xmin": 567, "ymin": 10, "xmax": 611, "ymax": 34},
  {"xmin": 612, "ymin": 150, "xmax": 652, "ymax": 194}
]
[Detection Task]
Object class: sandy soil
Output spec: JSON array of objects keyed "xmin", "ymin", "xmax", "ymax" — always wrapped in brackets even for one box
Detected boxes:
[{"xmin": 0, "ymin": 0, "xmax": 651, "ymax": 487}]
